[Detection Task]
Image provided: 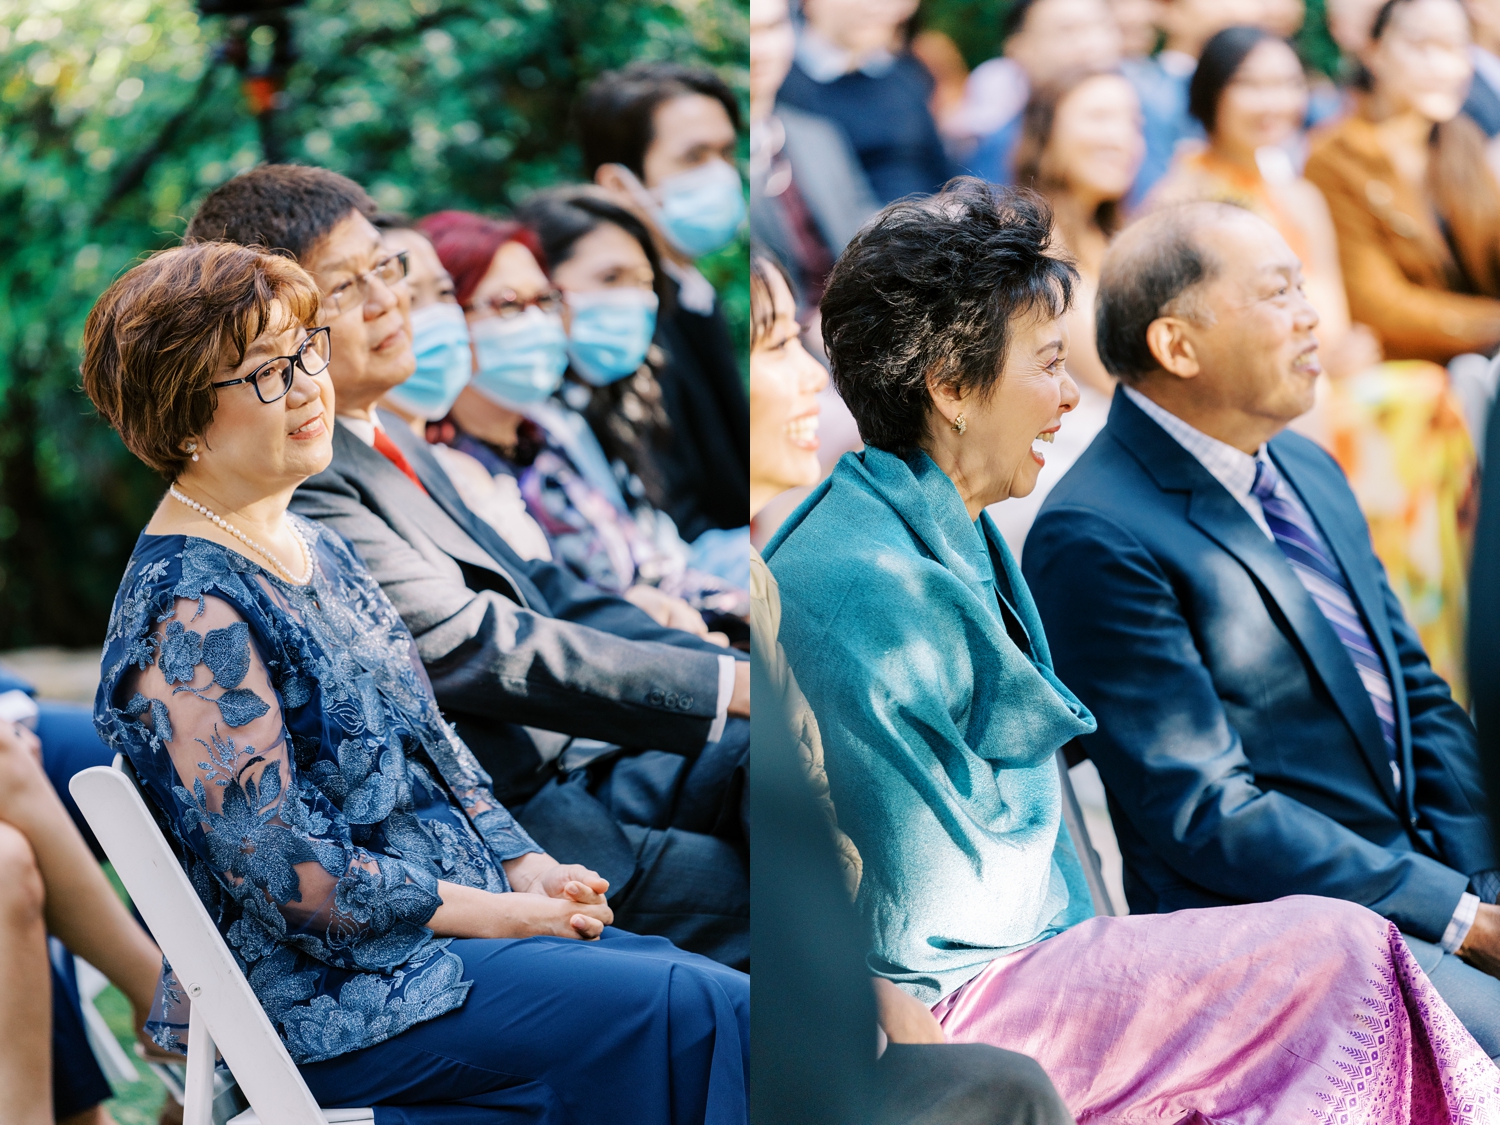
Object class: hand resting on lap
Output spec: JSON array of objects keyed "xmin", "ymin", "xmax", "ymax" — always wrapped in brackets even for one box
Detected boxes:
[{"xmin": 429, "ymin": 852, "xmax": 615, "ymax": 940}]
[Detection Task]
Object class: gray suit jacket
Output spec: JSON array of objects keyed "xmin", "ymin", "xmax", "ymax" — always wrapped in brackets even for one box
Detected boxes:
[{"xmin": 290, "ymin": 418, "xmax": 727, "ymax": 802}]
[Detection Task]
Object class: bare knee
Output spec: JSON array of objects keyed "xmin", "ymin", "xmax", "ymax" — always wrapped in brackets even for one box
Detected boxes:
[{"xmin": 0, "ymin": 822, "xmax": 44, "ymax": 928}]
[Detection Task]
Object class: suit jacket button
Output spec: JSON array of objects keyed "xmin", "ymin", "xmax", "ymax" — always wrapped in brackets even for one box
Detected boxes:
[
  {"xmin": 665, "ymin": 692, "xmax": 679, "ymax": 708},
  {"xmin": 649, "ymin": 690, "xmax": 664, "ymax": 706},
  {"xmin": 1410, "ymin": 815, "xmax": 1419, "ymax": 828},
  {"xmin": 679, "ymin": 694, "xmax": 693, "ymax": 710}
]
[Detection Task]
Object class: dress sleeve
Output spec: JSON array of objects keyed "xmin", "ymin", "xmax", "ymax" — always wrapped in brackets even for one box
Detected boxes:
[{"xmin": 121, "ymin": 594, "xmax": 444, "ymax": 964}]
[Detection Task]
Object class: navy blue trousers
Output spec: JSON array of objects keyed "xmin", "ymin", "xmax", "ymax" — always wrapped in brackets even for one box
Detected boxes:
[{"xmin": 300, "ymin": 930, "xmax": 748, "ymax": 1125}]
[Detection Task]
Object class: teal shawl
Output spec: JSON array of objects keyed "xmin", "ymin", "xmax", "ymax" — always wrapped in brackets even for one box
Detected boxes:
[{"xmin": 764, "ymin": 447, "xmax": 1097, "ymax": 1002}]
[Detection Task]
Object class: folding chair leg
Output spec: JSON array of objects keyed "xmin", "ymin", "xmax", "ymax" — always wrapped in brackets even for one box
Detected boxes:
[{"xmin": 184, "ymin": 1003, "xmax": 217, "ymax": 1125}]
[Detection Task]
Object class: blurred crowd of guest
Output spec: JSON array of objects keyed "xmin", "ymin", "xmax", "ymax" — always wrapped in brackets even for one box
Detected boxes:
[{"xmin": 752, "ymin": 0, "xmax": 1500, "ymax": 702}]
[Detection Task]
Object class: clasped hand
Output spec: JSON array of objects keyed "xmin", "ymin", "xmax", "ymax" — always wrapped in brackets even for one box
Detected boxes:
[{"xmin": 431, "ymin": 853, "xmax": 614, "ymax": 943}]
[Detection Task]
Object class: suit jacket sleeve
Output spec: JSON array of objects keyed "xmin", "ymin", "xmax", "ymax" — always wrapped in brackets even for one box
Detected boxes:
[
  {"xmin": 515, "ymin": 550, "xmax": 745, "ymax": 659},
  {"xmin": 291, "ymin": 477, "xmax": 723, "ymax": 754},
  {"xmin": 1384, "ymin": 564, "xmax": 1497, "ymax": 876},
  {"xmin": 1024, "ymin": 506, "xmax": 1469, "ymax": 941}
]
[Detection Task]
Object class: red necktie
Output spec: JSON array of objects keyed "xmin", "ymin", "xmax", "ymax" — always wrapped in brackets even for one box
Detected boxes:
[{"xmin": 372, "ymin": 427, "xmax": 428, "ymax": 495}]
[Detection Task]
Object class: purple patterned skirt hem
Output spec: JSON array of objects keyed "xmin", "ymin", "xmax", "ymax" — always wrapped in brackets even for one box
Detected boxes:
[{"xmin": 933, "ymin": 896, "xmax": 1500, "ymax": 1123}]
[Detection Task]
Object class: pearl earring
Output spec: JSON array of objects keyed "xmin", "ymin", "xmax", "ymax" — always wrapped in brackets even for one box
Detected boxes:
[
  {"xmin": 185, "ymin": 440, "xmax": 199, "ymax": 463},
  {"xmin": 951, "ymin": 413, "xmax": 967, "ymax": 435}
]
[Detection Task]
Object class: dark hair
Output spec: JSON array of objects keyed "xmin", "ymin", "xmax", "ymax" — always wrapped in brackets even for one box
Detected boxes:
[
  {"xmin": 1095, "ymin": 205, "xmax": 1231, "ymax": 382},
  {"xmin": 1002, "ymin": 0, "xmax": 1043, "ymax": 42},
  {"xmin": 414, "ymin": 211, "xmax": 545, "ymax": 308},
  {"xmin": 751, "ymin": 250, "xmax": 796, "ymax": 350},
  {"xmin": 369, "ymin": 211, "xmax": 414, "ymax": 231},
  {"xmin": 515, "ymin": 185, "xmax": 668, "ymax": 311},
  {"xmin": 185, "ymin": 164, "xmax": 376, "ymax": 261},
  {"xmin": 1189, "ymin": 26, "xmax": 1275, "ymax": 133},
  {"xmin": 82, "ymin": 242, "xmax": 321, "ymax": 479},
  {"xmin": 1013, "ymin": 69, "xmax": 1131, "ymax": 237},
  {"xmin": 576, "ymin": 62, "xmax": 741, "ymax": 178},
  {"xmin": 819, "ymin": 178, "xmax": 1076, "ymax": 453},
  {"xmin": 510, "ymin": 188, "xmax": 674, "ymax": 505}
]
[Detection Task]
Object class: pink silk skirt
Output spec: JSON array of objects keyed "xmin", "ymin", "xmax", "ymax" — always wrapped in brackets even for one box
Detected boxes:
[{"xmin": 933, "ymin": 896, "xmax": 1500, "ymax": 1123}]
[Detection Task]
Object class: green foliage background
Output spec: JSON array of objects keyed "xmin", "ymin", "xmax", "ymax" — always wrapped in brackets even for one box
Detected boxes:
[{"xmin": 0, "ymin": 0, "xmax": 747, "ymax": 648}]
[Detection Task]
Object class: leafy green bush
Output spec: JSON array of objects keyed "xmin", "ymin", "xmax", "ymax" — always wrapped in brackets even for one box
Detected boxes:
[{"xmin": 0, "ymin": 0, "xmax": 746, "ymax": 647}]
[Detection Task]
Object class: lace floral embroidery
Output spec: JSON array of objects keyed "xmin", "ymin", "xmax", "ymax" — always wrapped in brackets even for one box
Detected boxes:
[{"xmin": 96, "ymin": 518, "xmax": 540, "ymax": 1064}]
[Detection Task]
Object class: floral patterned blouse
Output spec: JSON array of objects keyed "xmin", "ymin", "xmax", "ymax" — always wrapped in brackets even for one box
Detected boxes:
[{"xmin": 94, "ymin": 516, "xmax": 541, "ymax": 1064}]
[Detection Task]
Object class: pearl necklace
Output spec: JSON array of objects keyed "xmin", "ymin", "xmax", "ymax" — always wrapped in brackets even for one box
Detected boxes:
[{"xmin": 168, "ymin": 486, "xmax": 312, "ymax": 584}]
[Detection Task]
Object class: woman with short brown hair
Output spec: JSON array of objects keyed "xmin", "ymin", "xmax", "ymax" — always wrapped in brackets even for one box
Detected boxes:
[{"xmin": 82, "ymin": 241, "xmax": 748, "ymax": 1123}]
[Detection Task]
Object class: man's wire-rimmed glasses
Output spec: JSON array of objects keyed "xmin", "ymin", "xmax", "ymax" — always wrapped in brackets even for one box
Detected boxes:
[
  {"xmin": 210, "ymin": 326, "xmax": 332, "ymax": 404},
  {"xmin": 322, "ymin": 250, "xmax": 409, "ymax": 317}
]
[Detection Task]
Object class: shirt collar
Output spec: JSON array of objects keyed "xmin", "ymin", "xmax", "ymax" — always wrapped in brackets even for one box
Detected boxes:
[
  {"xmin": 1121, "ymin": 385, "xmax": 1267, "ymax": 502},
  {"xmin": 337, "ymin": 412, "xmax": 384, "ymax": 448},
  {"xmin": 795, "ymin": 27, "xmax": 896, "ymax": 83},
  {"xmin": 1157, "ymin": 50, "xmax": 1198, "ymax": 79}
]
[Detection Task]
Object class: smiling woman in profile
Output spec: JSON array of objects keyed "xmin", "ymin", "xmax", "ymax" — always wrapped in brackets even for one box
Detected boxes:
[
  {"xmin": 80, "ymin": 240, "xmax": 747, "ymax": 1124},
  {"xmin": 763, "ymin": 177, "xmax": 1500, "ymax": 1121}
]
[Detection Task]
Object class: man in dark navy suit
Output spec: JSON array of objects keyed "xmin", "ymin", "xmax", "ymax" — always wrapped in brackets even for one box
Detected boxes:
[{"xmin": 1024, "ymin": 201, "xmax": 1500, "ymax": 1054}]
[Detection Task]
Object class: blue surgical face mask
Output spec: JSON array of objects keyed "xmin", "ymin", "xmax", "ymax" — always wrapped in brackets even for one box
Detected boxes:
[
  {"xmin": 565, "ymin": 289, "xmax": 659, "ymax": 386},
  {"xmin": 470, "ymin": 306, "xmax": 569, "ymax": 406},
  {"xmin": 636, "ymin": 160, "xmax": 746, "ymax": 259},
  {"xmin": 386, "ymin": 302, "xmax": 472, "ymax": 419}
]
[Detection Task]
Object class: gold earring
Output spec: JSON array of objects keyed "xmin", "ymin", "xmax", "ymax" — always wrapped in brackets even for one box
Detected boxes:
[{"xmin": 951, "ymin": 413, "xmax": 967, "ymax": 435}]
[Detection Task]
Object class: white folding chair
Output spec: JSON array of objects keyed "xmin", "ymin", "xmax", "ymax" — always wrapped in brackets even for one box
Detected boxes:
[
  {"xmin": 1056, "ymin": 749, "xmax": 1118, "ymax": 917},
  {"xmin": 70, "ymin": 756, "xmax": 372, "ymax": 1125}
]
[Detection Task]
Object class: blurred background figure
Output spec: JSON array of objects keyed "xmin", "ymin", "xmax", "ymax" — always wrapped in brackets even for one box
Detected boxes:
[
  {"xmin": 775, "ymin": 0, "xmax": 955, "ymax": 203},
  {"xmin": 1306, "ymin": 0, "xmax": 1500, "ymax": 367},
  {"xmin": 1463, "ymin": 0, "xmax": 1500, "ymax": 158},
  {"xmin": 750, "ymin": 0, "xmax": 881, "ymax": 315},
  {"xmin": 951, "ymin": 0, "xmax": 1123, "ymax": 176},
  {"xmin": 989, "ymin": 68, "xmax": 1144, "ymax": 555},
  {"xmin": 582, "ymin": 64, "xmax": 752, "ymax": 582},
  {"xmin": 1112, "ymin": 0, "xmax": 1169, "ymax": 60},
  {"xmin": 1126, "ymin": 0, "xmax": 1267, "ymax": 202}
]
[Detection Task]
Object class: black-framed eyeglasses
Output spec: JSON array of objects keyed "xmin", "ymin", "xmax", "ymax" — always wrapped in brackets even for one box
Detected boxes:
[
  {"xmin": 465, "ymin": 287, "xmax": 565, "ymax": 320},
  {"xmin": 211, "ymin": 326, "xmax": 332, "ymax": 404},
  {"xmin": 323, "ymin": 250, "xmax": 409, "ymax": 317}
]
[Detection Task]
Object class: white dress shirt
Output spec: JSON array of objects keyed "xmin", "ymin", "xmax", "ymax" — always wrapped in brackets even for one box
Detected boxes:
[{"xmin": 1121, "ymin": 387, "xmax": 1478, "ymax": 953}]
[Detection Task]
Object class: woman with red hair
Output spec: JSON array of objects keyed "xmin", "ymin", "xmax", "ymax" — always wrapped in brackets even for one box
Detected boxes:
[{"xmin": 395, "ymin": 208, "xmax": 746, "ymax": 635}]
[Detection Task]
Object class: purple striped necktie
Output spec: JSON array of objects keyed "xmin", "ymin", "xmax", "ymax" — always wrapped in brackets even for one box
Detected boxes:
[{"xmin": 1251, "ymin": 459, "xmax": 1400, "ymax": 786}]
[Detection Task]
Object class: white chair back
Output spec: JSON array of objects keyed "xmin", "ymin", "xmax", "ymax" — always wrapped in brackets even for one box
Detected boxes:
[{"xmin": 69, "ymin": 757, "xmax": 370, "ymax": 1125}]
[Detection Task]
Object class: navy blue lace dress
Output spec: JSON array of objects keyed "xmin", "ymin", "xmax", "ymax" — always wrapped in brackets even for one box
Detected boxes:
[{"xmin": 96, "ymin": 518, "xmax": 748, "ymax": 1123}]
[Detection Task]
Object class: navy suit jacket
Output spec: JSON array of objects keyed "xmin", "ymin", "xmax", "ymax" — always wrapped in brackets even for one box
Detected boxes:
[{"xmin": 1023, "ymin": 391, "xmax": 1494, "ymax": 941}]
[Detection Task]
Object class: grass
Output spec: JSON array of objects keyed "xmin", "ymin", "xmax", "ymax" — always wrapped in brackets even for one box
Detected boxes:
[
  {"xmin": 95, "ymin": 983, "xmax": 169, "ymax": 1125},
  {"xmin": 98, "ymin": 864, "xmax": 170, "ymax": 1125}
]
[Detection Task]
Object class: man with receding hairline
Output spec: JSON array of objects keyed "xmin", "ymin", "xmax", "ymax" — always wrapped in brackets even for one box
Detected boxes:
[{"xmin": 1024, "ymin": 201, "xmax": 1500, "ymax": 1055}]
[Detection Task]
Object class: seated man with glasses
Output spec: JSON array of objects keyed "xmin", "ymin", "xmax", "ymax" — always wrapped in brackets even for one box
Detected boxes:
[{"xmin": 184, "ymin": 164, "xmax": 750, "ymax": 969}]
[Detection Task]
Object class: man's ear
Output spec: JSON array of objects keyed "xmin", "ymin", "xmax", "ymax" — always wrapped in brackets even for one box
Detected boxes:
[
  {"xmin": 594, "ymin": 163, "xmax": 627, "ymax": 193},
  {"xmin": 1144, "ymin": 316, "xmax": 1202, "ymax": 381}
]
